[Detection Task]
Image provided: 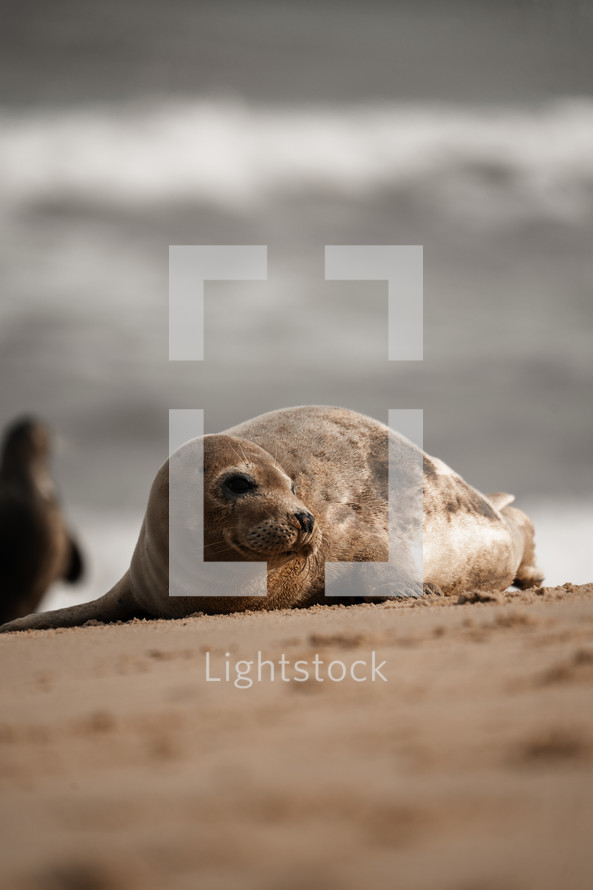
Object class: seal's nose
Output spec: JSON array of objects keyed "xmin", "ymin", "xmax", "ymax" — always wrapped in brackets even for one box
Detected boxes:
[{"xmin": 294, "ymin": 511, "xmax": 315, "ymax": 534}]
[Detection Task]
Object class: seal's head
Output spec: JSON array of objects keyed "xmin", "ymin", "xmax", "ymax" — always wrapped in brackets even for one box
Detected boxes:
[
  {"xmin": 203, "ymin": 435, "xmax": 319, "ymax": 568},
  {"xmin": 1, "ymin": 417, "xmax": 51, "ymax": 472}
]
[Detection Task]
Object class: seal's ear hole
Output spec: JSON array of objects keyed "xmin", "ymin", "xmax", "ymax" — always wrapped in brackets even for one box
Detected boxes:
[
  {"xmin": 291, "ymin": 482, "xmax": 296, "ymax": 494},
  {"xmin": 222, "ymin": 473, "xmax": 258, "ymax": 496}
]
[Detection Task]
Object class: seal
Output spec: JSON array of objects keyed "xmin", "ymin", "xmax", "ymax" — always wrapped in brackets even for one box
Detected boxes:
[
  {"xmin": 0, "ymin": 417, "xmax": 84, "ymax": 624},
  {"xmin": 0, "ymin": 406, "xmax": 543, "ymax": 632}
]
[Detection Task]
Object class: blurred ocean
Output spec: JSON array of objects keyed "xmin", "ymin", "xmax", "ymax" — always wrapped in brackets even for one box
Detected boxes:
[
  {"xmin": 0, "ymin": 1, "xmax": 591, "ymax": 604},
  {"xmin": 3, "ymin": 98, "xmax": 593, "ymax": 212}
]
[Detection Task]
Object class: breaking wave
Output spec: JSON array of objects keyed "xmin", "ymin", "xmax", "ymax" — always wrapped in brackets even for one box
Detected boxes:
[{"xmin": 1, "ymin": 98, "xmax": 593, "ymax": 221}]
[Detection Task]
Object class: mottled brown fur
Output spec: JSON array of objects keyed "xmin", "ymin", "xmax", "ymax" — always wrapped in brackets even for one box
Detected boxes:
[{"xmin": 0, "ymin": 407, "xmax": 543, "ymax": 633}]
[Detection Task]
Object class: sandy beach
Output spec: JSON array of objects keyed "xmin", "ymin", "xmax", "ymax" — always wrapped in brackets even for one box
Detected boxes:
[{"xmin": 1, "ymin": 582, "xmax": 592, "ymax": 890}]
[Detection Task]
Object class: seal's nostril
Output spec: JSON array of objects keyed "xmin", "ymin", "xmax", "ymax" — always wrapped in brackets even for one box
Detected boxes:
[{"xmin": 294, "ymin": 511, "xmax": 315, "ymax": 534}]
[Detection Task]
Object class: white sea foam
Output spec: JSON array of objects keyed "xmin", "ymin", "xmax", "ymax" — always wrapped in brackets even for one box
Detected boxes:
[{"xmin": 2, "ymin": 98, "xmax": 593, "ymax": 220}]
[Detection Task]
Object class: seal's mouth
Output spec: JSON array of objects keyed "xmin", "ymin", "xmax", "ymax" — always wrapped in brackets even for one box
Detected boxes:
[
  {"xmin": 224, "ymin": 533, "xmax": 315, "ymax": 566},
  {"xmin": 223, "ymin": 536, "xmax": 260, "ymax": 561}
]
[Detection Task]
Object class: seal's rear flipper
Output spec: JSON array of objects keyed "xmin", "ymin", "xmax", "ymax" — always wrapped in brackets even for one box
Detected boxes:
[
  {"xmin": 0, "ymin": 572, "xmax": 143, "ymax": 633},
  {"xmin": 486, "ymin": 492, "xmax": 515, "ymax": 511},
  {"xmin": 500, "ymin": 505, "xmax": 545, "ymax": 590}
]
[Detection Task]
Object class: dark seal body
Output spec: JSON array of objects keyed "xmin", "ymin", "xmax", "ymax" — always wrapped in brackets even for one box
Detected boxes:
[{"xmin": 0, "ymin": 418, "xmax": 83, "ymax": 624}]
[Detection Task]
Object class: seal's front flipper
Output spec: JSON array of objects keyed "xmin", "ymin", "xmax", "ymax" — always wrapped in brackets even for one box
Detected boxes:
[
  {"xmin": 63, "ymin": 536, "xmax": 84, "ymax": 583},
  {"xmin": 0, "ymin": 572, "xmax": 142, "ymax": 633},
  {"xmin": 361, "ymin": 570, "xmax": 425, "ymax": 601}
]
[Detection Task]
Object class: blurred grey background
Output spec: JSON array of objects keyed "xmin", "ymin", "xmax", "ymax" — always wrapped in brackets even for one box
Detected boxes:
[{"xmin": 0, "ymin": 0, "xmax": 592, "ymax": 600}]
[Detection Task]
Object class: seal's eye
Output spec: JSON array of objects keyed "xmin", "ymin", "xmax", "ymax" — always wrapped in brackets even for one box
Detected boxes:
[
  {"xmin": 223, "ymin": 474, "xmax": 256, "ymax": 495},
  {"xmin": 291, "ymin": 482, "xmax": 296, "ymax": 494}
]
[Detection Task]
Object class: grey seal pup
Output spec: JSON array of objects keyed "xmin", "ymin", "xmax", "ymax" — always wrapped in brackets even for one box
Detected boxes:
[{"xmin": 0, "ymin": 406, "xmax": 542, "ymax": 632}]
